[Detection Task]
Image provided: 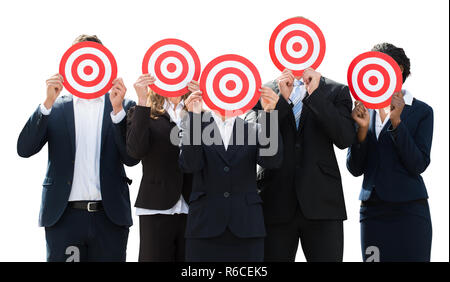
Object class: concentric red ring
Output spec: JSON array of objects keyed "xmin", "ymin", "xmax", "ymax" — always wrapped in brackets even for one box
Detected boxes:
[
  {"xmin": 356, "ymin": 64, "xmax": 391, "ymax": 98},
  {"xmin": 269, "ymin": 17, "xmax": 326, "ymax": 76},
  {"xmin": 59, "ymin": 41, "xmax": 117, "ymax": 99},
  {"xmin": 347, "ymin": 51, "xmax": 403, "ymax": 109},
  {"xmin": 212, "ymin": 67, "xmax": 249, "ymax": 104},
  {"xmin": 200, "ymin": 54, "xmax": 261, "ymax": 117},
  {"xmin": 142, "ymin": 38, "xmax": 201, "ymax": 97},
  {"xmin": 153, "ymin": 50, "xmax": 189, "ymax": 85},
  {"xmin": 280, "ymin": 30, "xmax": 314, "ymax": 64},
  {"xmin": 71, "ymin": 53, "xmax": 105, "ymax": 87}
]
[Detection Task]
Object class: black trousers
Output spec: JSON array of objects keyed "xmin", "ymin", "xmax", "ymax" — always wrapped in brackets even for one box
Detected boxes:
[
  {"xmin": 264, "ymin": 207, "xmax": 343, "ymax": 262},
  {"xmin": 186, "ymin": 228, "xmax": 264, "ymax": 262},
  {"xmin": 138, "ymin": 213, "xmax": 187, "ymax": 262},
  {"xmin": 45, "ymin": 207, "xmax": 129, "ymax": 262}
]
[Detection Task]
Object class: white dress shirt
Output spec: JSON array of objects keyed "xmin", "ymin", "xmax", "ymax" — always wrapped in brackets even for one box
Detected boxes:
[
  {"xmin": 39, "ymin": 95, "xmax": 126, "ymax": 201},
  {"xmin": 211, "ymin": 111, "xmax": 236, "ymax": 150},
  {"xmin": 374, "ymin": 89, "xmax": 413, "ymax": 139},
  {"xmin": 136, "ymin": 99, "xmax": 189, "ymax": 216}
]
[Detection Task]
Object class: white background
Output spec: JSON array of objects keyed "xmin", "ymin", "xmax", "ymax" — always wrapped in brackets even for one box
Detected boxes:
[{"xmin": 0, "ymin": 0, "xmax": 448, "ymax": 262}]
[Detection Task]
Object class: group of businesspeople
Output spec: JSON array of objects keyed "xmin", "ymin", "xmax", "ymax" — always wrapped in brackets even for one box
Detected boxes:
[{"xmin": 17, "ymin": 33, "xmax": 434, "ymax": 262}]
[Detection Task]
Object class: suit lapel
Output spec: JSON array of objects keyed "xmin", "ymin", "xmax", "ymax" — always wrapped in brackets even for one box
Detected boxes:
[
  {"xmin": 296, "ymin": 101, "xmax": 309, "ymax": 135},
  {"xmin": 101, "ymin": 93, "xmax": 112, "ymax": 151},
  {"xmin": 62, "ymin": 95, "xmax": 76, "ymax": 157}
]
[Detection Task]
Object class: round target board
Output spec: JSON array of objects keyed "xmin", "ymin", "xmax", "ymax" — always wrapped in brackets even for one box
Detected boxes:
[
  {"xmin": 269, "ymin": 17, "xmax": 326, "ymax": 76},
  {"xmin": 347, "ymin": 51, "xmax": 403, "ymax": 109},
  {"xmin": 142, "ymin": 38, "xmax": 201, "ymax": 97},
  {"xmin": 200, "ymin": 54, "xmax": 261, "ymax": 117},
  {"xmin": 59, "ymin": 41, "xmax": 117, "ymax": 99}
]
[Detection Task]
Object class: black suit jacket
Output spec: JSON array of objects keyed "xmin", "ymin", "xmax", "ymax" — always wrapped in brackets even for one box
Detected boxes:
[
  {"xmin": 17, "ymin": 94, "xmax": 139, "ymax": 227},
  {"xmin": 246, "ymin": 77, "xmax": 356, "ymax": 223},
  {"xmin": 126, "ymin": 105, "xmax": 192, "ymax": 210},
  {"xmin": 179, "ymin": 112, "xmax": 283, "ymax": 238}
]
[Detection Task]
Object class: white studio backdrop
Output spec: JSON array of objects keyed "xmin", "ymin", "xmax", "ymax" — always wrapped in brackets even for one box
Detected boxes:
[{"xmin": 0, "ymin": 0, "xmax": 448, "ymax": 262}]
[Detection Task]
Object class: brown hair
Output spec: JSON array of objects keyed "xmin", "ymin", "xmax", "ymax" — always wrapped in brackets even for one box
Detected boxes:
[
  {"xmin": 73, "ymin": 34, "xmax": 103, "ymax": 45},
  {"xmin": 146, "ymin": 90, "xmax": 190, "ymax": 119}
]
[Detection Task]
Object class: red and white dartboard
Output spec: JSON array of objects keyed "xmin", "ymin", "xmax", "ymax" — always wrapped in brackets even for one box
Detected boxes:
[
  {"xmin": 347, "ymin": 51, "xmax": 403, "ymax": 109},
  {"xmin": 59, "ymin": 41, "xmax": 117, "ymax": 99},
  {"xmin": 200, "ymin": 54, "xmax": 261, "ymax": 117},
  {"xmin": 269, "ymin": 17, "xmax": 326, "ymax": 76},
  {"xmin": 142, "ymin": 38, "xmax": 201, "ymax": 97}
]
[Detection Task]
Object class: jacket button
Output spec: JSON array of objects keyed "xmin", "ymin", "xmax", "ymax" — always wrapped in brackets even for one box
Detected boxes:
[
  {"xmin": 67, "ymin": 181, "xmax": 72, "ymax": 186},
  {"xmin": 223, "ymin": 166, "xmax": 230, "ymax": 172},
  {"xmin": 295, "ymin": 143, "xmax": 301, "ymax": 149},
  {"xmin": 224, "ymin": 192, "xmax": 230, "ymax": 198}
]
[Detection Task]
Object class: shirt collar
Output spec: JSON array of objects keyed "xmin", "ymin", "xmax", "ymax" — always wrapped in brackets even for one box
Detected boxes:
[
  {"xmin": 164, "ymin": 99, "xmax": 185, "ymax": 111},
  {"xmin": 73, "ymin": 94, "xmax": 105, "ymax": 104},
  {"xmin": 293, "ymin": 79, "xmax": 304, "ymax": 87},
  {"xmin": 211, "ymin": 111, "xmax": 236, "ymax": 127},
  {"xmin": 402, "ymin": 89, "xmax": 413, "ymax": 106}
]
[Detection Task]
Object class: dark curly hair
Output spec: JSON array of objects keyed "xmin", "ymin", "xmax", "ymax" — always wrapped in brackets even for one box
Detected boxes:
[{"xmin": 372, "ymin": 43, "xmax": 410, "ymax": 82}]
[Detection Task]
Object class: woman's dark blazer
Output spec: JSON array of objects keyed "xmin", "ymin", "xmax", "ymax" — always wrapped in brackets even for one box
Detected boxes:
[
  {"xmin": 346, "ymin": 98, "xmax": 434, "ymax": 202},
  {"xmin": 126, "ymin": 105, "xmax": 191, "ymax": 210},
  {"xmin": 179, "ymin": 111, "xmax": 283, "ymax": 239}
]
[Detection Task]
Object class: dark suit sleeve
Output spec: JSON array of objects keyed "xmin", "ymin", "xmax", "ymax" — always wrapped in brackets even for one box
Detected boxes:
[
  {"xmin": 125, "ymin": 105, "xmax": 153, "ymax": 161},
  {"xmin": 303, "ymin": 78, "xmax": 356, "ymax": 149},
  {"xmin": 245, "ymin": 80, "xmax": 292, "ymax": 123},
  {"xmin": 17, "ymin": 105, "xmax": 49, "ymax": 158},
  {"xmin": 388, "ymin": 106, "xmax": 434, "ymax": 175},
  {"xmin": 112, "ymin": 100, "xmax": 140, "ymax": 167},
  {"xmin": 346, "ymin": 134, "xmax": 369, "ymax": 177},
  {"xmin": 178, "ymin": 112, "xmax": 205, "ymax": 173},
  {"xmin": 256, "ymin": 111, "xmax": 283, "ymax": 169}
]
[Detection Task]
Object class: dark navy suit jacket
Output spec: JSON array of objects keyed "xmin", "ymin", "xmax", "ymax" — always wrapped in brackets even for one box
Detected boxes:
[
  {"xmin": 347, "ymin": 98, "xmax": 433, "ymax": 202},
  {"xmin": 179, "ymin": 112, "xmax": 283, "ymax": 239},
  {"xmin": 17, "ymin": 94, "xmax": 139, "ymax": 227}
]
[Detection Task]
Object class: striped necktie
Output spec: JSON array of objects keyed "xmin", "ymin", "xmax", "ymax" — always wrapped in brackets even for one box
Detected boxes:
[{"xmin": 290, "ymin": 80, "xmax": 305, "ymax": 129}]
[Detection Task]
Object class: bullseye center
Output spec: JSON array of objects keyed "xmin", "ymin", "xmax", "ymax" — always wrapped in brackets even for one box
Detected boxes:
[
  {"xmin": 369, "ymin": 76, "xmax": 378, "ymax": 85},
  {"xmin": 83, "ymin": 65, "xmax": 94, "ymax": 75},
  {"xmin": 167, "ymin": 63, "xmax": 177, "ymax": 73},
  {"xmin": 292, "ymin": 42, "xmax": 302, "ymax": 52},
  {"xmin": 226, "ymin": 80, "xmax": 236, "ymax": 91}
]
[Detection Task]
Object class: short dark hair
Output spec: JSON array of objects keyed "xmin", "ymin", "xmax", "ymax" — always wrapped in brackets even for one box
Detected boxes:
[
  {"xmin": 73, "ymin": 34, "xmax": 103, "ymax": 45},
  {"xmin": 372, "ymin": 42, "xmax": 410, "ymax": 82}
]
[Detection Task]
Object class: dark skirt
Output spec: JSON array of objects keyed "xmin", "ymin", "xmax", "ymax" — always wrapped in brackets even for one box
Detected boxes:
[
  {"xmin": 360, "ymin": 199, "xmax": 432, "ymax": 262},
  {"xmin": 186, "ymin": 228, "xmax": 264, "ymax": 262}
]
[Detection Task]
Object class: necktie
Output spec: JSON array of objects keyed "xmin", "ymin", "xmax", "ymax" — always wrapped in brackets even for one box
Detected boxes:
[{"xmin": 290, "ymin": 80, "xmax": 304, "ymax": 129}]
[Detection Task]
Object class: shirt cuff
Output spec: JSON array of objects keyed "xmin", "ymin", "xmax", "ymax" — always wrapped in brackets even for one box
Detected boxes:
[
  {"xmin": 110, "ymin": 108, "xmax": 126, "ymax": 124},
  {"xmin": 39, "ymin": 104, "xmax": 52, "ymax": 115}
]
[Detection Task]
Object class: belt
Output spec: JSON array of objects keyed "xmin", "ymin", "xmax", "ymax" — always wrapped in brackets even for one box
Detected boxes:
[{"xmin": 69, "ymin": 201, "xmax": 103, "ymax": 212}]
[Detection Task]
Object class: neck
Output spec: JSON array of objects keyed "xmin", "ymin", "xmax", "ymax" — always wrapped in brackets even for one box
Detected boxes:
[{"xmin": 167, "ymin": 97, "xmax": 182, "ymax": 108}]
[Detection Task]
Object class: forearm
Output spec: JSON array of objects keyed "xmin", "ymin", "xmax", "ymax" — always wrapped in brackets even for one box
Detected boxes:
[
  {"xmin": 304, "ymin": 79, "xmax": 356, "ymax": 149},
  {"xmin": 389, "ymin": 114, "xmax": 433, "ymax": 175},
  {"xmin": 17, "ymin": 105, "xmax": 49, "ymax": 158}
]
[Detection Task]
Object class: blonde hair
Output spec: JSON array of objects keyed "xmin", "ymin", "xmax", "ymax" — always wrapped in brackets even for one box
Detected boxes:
[{"xmin": 146, "ymin": 89, "xmax": 190, "ymax": 119}]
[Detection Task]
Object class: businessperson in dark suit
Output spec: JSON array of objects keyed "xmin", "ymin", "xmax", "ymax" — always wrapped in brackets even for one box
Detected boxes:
[
  {"xmin": 246, "ymin": 67, "xmax": 356, "ymax": 262},
  {"xmin": 179, "ymin": 90, "xmax": 283, "ymax": 262},
  {"xmin": 347, "ymin": 43, "xmax": 433, "ymax": 262},
  {"xmin": 126, "ymin": 74, "xmax": 197, "ymax": 261},
  {"xmin": 17, "ymin": 35, "xmax": 139, "ymax": 262}
]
